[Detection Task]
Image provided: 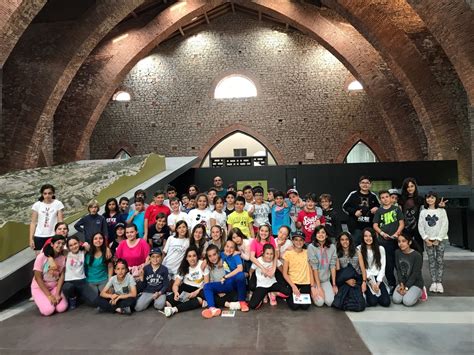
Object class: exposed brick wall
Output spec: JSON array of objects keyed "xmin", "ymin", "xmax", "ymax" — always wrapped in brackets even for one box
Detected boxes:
[{"xmin": 90, "ymin": 12, "xmax": 398, "ymax": 164}]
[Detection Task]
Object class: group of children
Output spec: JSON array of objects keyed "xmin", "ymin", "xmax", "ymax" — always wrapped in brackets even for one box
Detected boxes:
[{"xmin": 29, "ymin": 176, "xmax": 449, "ymax": 317}]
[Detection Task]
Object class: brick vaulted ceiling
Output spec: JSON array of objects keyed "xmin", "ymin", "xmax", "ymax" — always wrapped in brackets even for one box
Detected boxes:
[{"xmin": 0, "ymin": 0, "xmax": 472, "ymax": 183}]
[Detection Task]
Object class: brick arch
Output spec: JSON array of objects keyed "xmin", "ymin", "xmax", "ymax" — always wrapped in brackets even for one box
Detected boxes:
[
  {"xmin": 209, "ymin": 69, "xmax": 262, "ymax": 99},
  {"xmin": 106, "ymin": 141, "xmax": 137, "ymax": 159},
  {"xmin": 0, "ymin": 0, "xmax": 46, "ymax": 67},
  {"xmin": 54, "ymin": 0, "xmax": 423, "ymax": 168},
  {"xmin": 321, "ymin": 0, "xmax": 470, "ymax": 183},
  {"xmin": 335, "ymin": 133, "xmax": 391, "ymax": 164},
  {"xmin": 0, "ymin": 0, "xmax": 146, "ymax": 173},
  {"xmin": 196, "ymin": 124, "xmax": 286, "ymax": 168}
]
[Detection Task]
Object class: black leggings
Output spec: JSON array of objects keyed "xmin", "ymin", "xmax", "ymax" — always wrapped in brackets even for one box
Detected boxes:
[
  {"xmin": 214, "ymin": 291, "xmax": 237, "ymax": 308},
  {"xmin": 249, "ymin": 282, "xmax": 290, "ymax": 309},
  {"xmin": 166, "ymin": 283, "xmax": 203, "ymax": 313},
  {"xmin": 286, "ymin": 284, "xmax": 311, "ymax": 311},
  {"xmin": 96, "ymin": 296, "xmax": 136, "ymax": 313}
]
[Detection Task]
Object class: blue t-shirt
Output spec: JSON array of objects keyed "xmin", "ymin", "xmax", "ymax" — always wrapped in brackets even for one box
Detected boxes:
[
  {"xmin": 271, "ymin": 204, "xmax": 291, "ymax": 235},
  {"xmin": 127, "ymin": 210, "xmax": 145, "ymax": 237},
  {"xmin": 220, "ymin": 252, "xmax": 242, "ymax": 274},
  {"xmin": 85, "ymin": 254, "xmax": 109, "ymax": 283}
]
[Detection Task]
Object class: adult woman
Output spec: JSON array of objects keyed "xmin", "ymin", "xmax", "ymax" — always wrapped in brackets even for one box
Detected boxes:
[
  {"xmin": 31, "ymin": 235, "xmax": 68, "ymax": 316},
  {"xmin": 29, "ymin": 184, "xmax": 64, "ymax": 251}
]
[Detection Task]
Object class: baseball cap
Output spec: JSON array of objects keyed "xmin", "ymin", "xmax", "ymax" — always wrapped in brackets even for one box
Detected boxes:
[
  {"xmin": 388, "ymin": 188, "xmax": 401, "ymax": 196},
  {"xmin": 291, "ymin": 231, "xmax": 305, "ymax": 241},
  {"xmin": 287, "ymin": 188, "xmax": 299, "ymax": 196},
  {"xmin": 115, "ymin": 222, "xmax": 125, "ymax": 230},
  {"xmin": 149, "ymin": 247, "xmax": 162, "ymax": 256}
]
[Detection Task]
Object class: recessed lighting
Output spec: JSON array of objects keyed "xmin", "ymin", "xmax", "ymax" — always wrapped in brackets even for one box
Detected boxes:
[{"xmin": 112, "ymin": 33, "xmax": 129, "ymax": 43}]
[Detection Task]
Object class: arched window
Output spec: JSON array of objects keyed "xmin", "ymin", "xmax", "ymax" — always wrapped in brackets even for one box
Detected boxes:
[
  {"xmin": 344, "ymin": 141, "xmax": 378, "ymax": 163},
  {"xmin": 347, "ymin": 80, "xmax": 363, "ymax": 91},
  {"xmin": 201, "ymin": 132, "xmax": 276, "ymax": 167},
  {"xmin": 214, "ymin": 75, "xmax": 257, "ymax": 99},
  {"xmin": 114, "ymin": 148, "xmax": 131, "ymax": 160},
  {"xmin": 112, "ymin": 91, "xmax": 131, "ymax": 101}
]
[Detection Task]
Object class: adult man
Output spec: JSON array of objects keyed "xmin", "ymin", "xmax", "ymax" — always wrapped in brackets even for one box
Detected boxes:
[{"xmin": 213, "ymin": 176, "xmax": 227, "ymax": 198}]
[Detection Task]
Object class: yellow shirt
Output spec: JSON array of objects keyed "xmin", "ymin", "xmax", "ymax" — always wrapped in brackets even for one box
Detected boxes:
[
  {"xmin": 284, "ymin": 249, "xmax": 311, "ymax": 285},
  {"xmin": 227, "ymin": 210, "xmax": 253, "ymax": 237}
]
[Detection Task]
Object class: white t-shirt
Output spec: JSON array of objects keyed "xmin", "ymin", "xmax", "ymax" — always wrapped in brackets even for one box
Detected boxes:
[
  {"xmin": 32, "ymin": 200, "xmax": 65, "ymax": 238},
  {"xmin": 177, "ymin": 260, "xmax": 209, "ymax": 288},
  {"xmin": 211, "ymin": 210, "xmax": 227, "ymax": 229},
  {"xmin": 187, "ymin": 208, "xmax": 212, "ymax": 233},
  {"xmin": 251, "ymin": 257, "xmax": 282, "ymax": 288},
  {"xmin": 253, "ymin": 202, "xmax": 271, "ymax": 227},
  {"xmin": 167, "ymin": 211, "xmax": 188, "ymax": 228},
  {"xmin": 65, "ymin": 250, "xmax": 86, "ymax": 281},
  {"xmin": 163, "ymin": 236, "xmax": 190, "ymax": 275},
  {"xmin": 277, "ymin": 239, "xmax": 293, "ymax": 263}
]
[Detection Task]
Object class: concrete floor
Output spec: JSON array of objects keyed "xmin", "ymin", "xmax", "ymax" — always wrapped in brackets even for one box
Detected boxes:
[{"xmin": 0, "ymin": 246, "xmax": 472, "ymax": 355}]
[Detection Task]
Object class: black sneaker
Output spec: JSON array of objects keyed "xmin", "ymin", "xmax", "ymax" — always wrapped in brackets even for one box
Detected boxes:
[
  {"xmin": 121, "ymin": 306, "xmax": 132, "ymax": 315},
  {"xmin": 68, "ymin": 297, "xmax": 77, "ymax": 310}
]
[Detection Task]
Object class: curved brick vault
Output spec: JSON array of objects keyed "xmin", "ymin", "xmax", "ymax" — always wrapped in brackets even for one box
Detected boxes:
[
  {"xmin": 1, "ymin": 0, "xmax": 146, "ymax": 169},
  {"xmin": 1, "ymin": 0, "xmax": 472, "ymax": 184},
  {"xmin": 53, "ymin": 0, "xmax": 423, "ymax": 168}
]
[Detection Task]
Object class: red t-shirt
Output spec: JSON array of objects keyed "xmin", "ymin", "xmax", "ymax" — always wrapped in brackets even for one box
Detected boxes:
[
  {"xmin": 144, "ymin": 204, "xmax": 171, "ymax": 224},
  {"xmin": 297, "ymin": 210, "xmax": 325, "ymax": 243}
]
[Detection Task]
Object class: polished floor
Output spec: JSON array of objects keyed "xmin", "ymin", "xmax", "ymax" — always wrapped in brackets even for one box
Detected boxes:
[{"xmin": 0, "ymin": 246, "xmax": 472, "ymax": 355}]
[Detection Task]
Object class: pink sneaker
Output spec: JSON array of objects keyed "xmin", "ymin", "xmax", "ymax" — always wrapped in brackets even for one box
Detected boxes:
[
  {"xmin": 269, "ymin": 293, "xmax": 277, "ymax": 306},
  {"xmin": 276, "ymin": 292, "xmax": 289, "ymax": 299},
  {"xmin": 240, "ymin": 301, "xmax": 249, "ymax": 312}
]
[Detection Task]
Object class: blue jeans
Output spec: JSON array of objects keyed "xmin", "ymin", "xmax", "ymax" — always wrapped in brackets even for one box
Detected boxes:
[{"xmin": 203, "ymin": 272, "xmax": 247, "ymax": 308}]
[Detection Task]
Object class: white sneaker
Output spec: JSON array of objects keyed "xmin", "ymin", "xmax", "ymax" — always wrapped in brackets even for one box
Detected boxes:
[
  {"xmin": 429, "ymin": 283, "xmax": 437, "ymax": 292},
  {"xmin": 164, "ymin": 306, "xmax": 175, "ymax": 317},
  {"xmin": 228, "ymin": 301, "xmax": 241, "ymax": 310},
  {"xmin": 436, "ymin": 283, "xmax": 444, "ymax": 293}
]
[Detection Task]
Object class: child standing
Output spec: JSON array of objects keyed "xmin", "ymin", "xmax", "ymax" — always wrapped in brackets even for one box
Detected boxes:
[
  {"xmin": 287, "ymin": 189, "xmax": 305, "ymax": 233},
  {"xmin": 392, "ymin": 234, "xmax": 424, "ymax": 306},
  {"xmin": 30, "ymin": 184, "xmax": 64, "ymax": 251},
  {"xmin": 74, "ymin": 199, "xmax": 108, "ymax": 243},
  {"xmin": 147, "ymin": 213, "xmax": 170, "ymax": 249},
  {"xmin": 103, "ymin": 198, "xmax": 120, "ymax": 242},
  {"xmin": 201, "ymin": 240, "xmax": 249, "ymax": 318},
  {"xmin": 319, "ymin": 194, "xmax": 342, "ymax": 242},
  {"xmin": 418, "ymin": 192, "xmax": 449, "ymax": 293},
  {"xmin": 167, "ymin": 197, "xmax": 188, "ymax": 233},
  {"xmin": 135, "ymin": 248, "xmax": 169, "ymax": 312},
  {"xmin": 252, "ymin": 186, "xmax": 271, "ymax": 234},
  {"xmin": 307, "ymin": 226, "xmax": 337, "ymax": 307},
  {"xmin": 187, "ymin": 193, "xmax": 213, "ymax": 233},
  {"xmin": 242, "ymin": 185, "xmax": 255, "ymax": 214},
  {"xmin": 271, "ymin": 191, "xmax": 291, "ymax": 236},
  {"xmin": 162, "ymin": 220, "xmax": 190, "ymax": 279},
  {"xmin": 373, "ymin": 190, "xmax": 405, "ymax": 291},
  {"xmin": 144, "ymin": 191, "xmax": 171, "ymax": 240},
  {"xmin": 97, "ymin": 259, "xmax": 137, "ymax": 314},
  {"xmin": 227, "ymin": 196, "xmax": 254, "ymax": 238},
  {"xmin": 224, "ymin": 191, "xmax": 236, "ymax": 216},
  {"xmin": 126, "ymin": 197, "xmax": 146, "ymax": 238},
  {"xmin": 282, "ymin": 231, "xmax": 313, "ymax": 311},
  {"xmin": 296, "ymin": 192, "xmax": 325, "ymax": 244},
  {"xmin": 249, "ymin": 244, "xmax": 289, "ymax": 309},
  {"xmin": 275, "ymin": 226, "xmax": 293, "ymax": 266},
  {"xmin": 210, "ymin": 196, "xmax": 227, "ymax": 231}
]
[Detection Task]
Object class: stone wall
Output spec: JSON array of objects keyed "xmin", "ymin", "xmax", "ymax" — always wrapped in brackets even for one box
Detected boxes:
[{"xmin": 91, "ymin": 12, "xmax": 398, "ymax": 164}]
